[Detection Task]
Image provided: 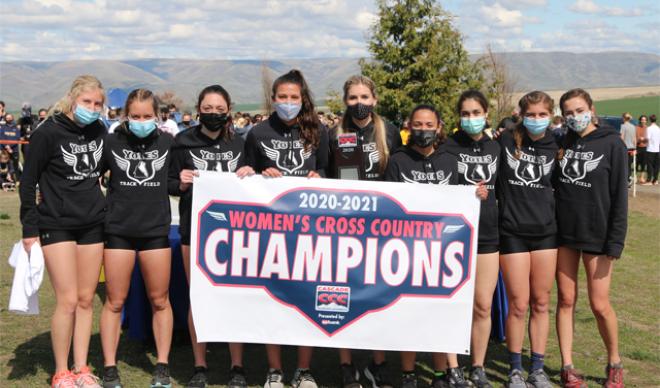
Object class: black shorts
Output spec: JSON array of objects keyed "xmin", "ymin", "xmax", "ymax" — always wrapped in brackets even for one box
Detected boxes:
[
  {"xmin": 500, "ymin": 234, "xmax": 557, "ymax": 255},
  {"xmin": 180, "ymin": 234, "xmax": 191, "ymax": 246},
  {"xmin": 104, "ymin": 234, "xmax": 170, "ymax": 251},
  {"xmin": 478, "ymin": 244, "xmax": 499, "ymax": 254},
  {"xmin": 40, "ymin": 224, "xmax": 104, "ymax": 247}
]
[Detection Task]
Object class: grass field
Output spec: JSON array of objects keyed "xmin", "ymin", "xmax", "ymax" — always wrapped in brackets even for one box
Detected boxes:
[
  {"xmin": 1, "ymin": 188, "xmax": 659, "ymax": 387},
  {"xmin": 594, "ymin": 96, "xmax": 660, "ymax": 118}
]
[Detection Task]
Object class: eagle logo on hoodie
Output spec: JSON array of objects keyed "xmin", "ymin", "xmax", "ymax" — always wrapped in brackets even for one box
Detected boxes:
[
  {"xmin": 261, "ymin": 140, "xmax": 312, "ymax": 175},
  {"xmin": 505, "ymin": 148, "xmax": 554, "ymax": 186},
  {"xmin": 112, "ymin": 149, "xmax": 168, "ymax": 185},
  {"xmin": 559, "ymin": 151, "xmax": 604, "ymax": 184},
  {"xmin": 61, "ymin": 140, "xmax": 103, "ymax": 178}
]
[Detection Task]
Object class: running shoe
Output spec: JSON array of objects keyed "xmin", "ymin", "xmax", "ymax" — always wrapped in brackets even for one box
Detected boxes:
[{"xmin": 150, "ymin": 363, "xmax": 171, "ymax": 388}]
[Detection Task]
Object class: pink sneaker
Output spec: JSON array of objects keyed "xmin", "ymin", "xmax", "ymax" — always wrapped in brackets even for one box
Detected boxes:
[
  {"xmin": 51, "ymin": 370, "xmax": 77, "ymax": 388},
  {"xmin": 74, "ymin": 365, "xmax": 102, "ymax": 388}
]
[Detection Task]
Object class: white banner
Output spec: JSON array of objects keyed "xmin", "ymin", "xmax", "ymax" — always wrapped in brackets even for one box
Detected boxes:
[{"xmin": 190, "ymin": 171, "xmax": 480, "ymax": 354}]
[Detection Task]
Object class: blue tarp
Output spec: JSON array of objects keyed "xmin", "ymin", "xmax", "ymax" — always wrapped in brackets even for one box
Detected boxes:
[{"xmin": 107, "ymin": 88, "xmax": 129, "ymax": 109}]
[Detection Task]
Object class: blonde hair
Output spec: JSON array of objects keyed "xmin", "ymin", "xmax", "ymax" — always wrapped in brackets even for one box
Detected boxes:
[
  {"xmin": 49, "ymin": 75, "xmax": 105, "ymax": 117},
  {"xmin": 337, "ymin": 75, "xmax": 389, "ymax": 175}
]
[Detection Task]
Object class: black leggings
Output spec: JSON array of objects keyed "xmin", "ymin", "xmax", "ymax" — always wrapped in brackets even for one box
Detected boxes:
[{"xmin": 647, "ymin": 151, "xmax": 659, "ymax": 183}]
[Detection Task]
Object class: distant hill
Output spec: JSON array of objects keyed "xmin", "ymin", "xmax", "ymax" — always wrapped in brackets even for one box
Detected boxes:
[{"xmin": 1, "ymin": 52, "xmax": 658, "ymax": 110}]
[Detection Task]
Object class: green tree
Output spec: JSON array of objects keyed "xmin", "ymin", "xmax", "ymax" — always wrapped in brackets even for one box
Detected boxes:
[
  {"xmin": 325, "ymin": 89, "xmax": 345, "ymax": 115},
  {"xmin": 361, "ymin": 0, "xmax": 484, "ymax": 127}
]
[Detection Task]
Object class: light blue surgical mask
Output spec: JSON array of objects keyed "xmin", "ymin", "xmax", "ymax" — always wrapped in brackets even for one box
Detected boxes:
[
  {"xmin": 128, "ymin": 119, "xmax": 157, "ymax": 138},
  {"xmin": 274, "ymin": 102, "xmax": 302, "ymax": 121},
  {"xmin": 523, "ymin": 117, "xmax": 549, "ymax": 136},
  {"xmin": 73, "ymin": 105, "xmax": 100, "ymax": 126},
  {"xmin": 461, "ymin": 116, "xmax": 486, "ymax": 135}
]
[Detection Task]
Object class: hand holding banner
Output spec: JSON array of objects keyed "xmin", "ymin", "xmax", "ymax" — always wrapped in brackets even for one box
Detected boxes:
[{"xmin": 190, "ymin": 171, "xmax": 480, "ymax": 353}]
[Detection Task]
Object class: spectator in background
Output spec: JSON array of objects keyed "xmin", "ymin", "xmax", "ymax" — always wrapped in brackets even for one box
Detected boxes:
[
  {"xmin": 0, "ymin": 150, "xmax": 16, "ymax": 191},
  {"xmin": 620, "ymin": 112, "xmax": 637, "ymax": 186},
  {"xmin": 104, "ymin": 108, "xmax": 120, "ymax": 131},
  {"xmin": 37, "ymin": 108, "xmax": 48, "ymax": 127},
  {"xmin": 178, "ymin": 111, "xmax": 196, "ymax": 132},
  {"xmin": 159, "ymin": 106, "xmax": 179, "ymax": 136},
  {"xmin": 0, "ymin": 113, "xmax": 21, "ymax": 179},
  {"xmin": 233, "ymin": 116, "xmax": 252, "ymax": 140},
  {"xmin": 19, "ymin": 104, "xmax": 35, "ymax": 160},
  {"xmin": 636, "ymin": 115, "xmax": 648, "ymax": 180},
  {"xmin": 644, "ymin": 114, "xmax": 660, "ymax": 185},
  {"xmin": 0, "ymin": 100, "xmax": 5, "ymax": 124},
  {"xmin": 400, "ymin": 118, "xmax": 410, "ymax": 145},
  {"xmin": 550, "ymin": 115, "xmax": 565, "ymax": 144},
  {"xmin": 252, "ymin": 113, "xmax": 263, "ymax": 125},
  {"xmin": 497, "ymin": 107, "xmax": 520, "ymax": 132},
  {"xmin": 168, "ymin": 103, "xmax": 181, "ymax": 123}
]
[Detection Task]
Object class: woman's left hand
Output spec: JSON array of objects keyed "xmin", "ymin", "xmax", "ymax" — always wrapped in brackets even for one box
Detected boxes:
[
  {"xmin": 475, "ymin": 181, "xmax": 488, "ymax": 200},
  {"xmin": 307, "ymin": 171, "xmax": 321, "ymax": 179}
]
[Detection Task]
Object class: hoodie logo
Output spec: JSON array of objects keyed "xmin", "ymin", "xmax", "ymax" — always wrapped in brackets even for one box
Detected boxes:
[
  {"xmin": 262, "ymin": 139, "xmax": 311, "ymax": 175},
  {"xmin": 401, "ymin": 170, "xmax": 452, "ymax": 185},
  {"xmin": 362, "ymin": 142, "xmax": 380, "ymax": 175},
  {"xmin": 112, "ymin": 149, "xmax": 168, "ymax": 186},
  {"xmin": 61, "ymin": 140, "xmax": 103, "ymax": 179},
  {"xmin": 191, "ymin": 150, "xmax": 241, "ymax": 172},
  {"xmin": 457, "ymin": 154, "xmax": 497, "ymax": 186},
  {"xmin": 559, "ymin": 150, "xmax": 603, "ymax": 186},
  {"xmin": 505, "ymin": 148, "xmax": 554, "ymax": 187}
]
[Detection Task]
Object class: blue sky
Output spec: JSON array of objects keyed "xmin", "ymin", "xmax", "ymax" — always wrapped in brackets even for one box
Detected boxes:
[{"xmin": 0, "ymin": 0, "xmax": 658, "ymax": 61}]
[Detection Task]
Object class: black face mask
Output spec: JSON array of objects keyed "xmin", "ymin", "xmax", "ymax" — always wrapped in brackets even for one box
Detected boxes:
[
  {"xmin": 182, "ymin": 121, "xmax": 191, "ymax": 126},
  {"xmin": 347, "ymin": 103, "xmax": 374, "ymax": 121},
  {"xmin": 410, "ymin": 129, "xmax": 437, "ymax": 148},
  {"xmin": 199, "ymin": 113, "xmax": 228, "ymax": 132}
]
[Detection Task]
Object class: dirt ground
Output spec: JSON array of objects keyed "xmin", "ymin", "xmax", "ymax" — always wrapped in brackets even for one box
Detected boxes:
[
  {"xmin": 513, "ymin": 85, "xmax": 660, "ymax": 103},
  {"xmin": 629, "ymin": 184, "xmax": 660, "ymax": 218}
]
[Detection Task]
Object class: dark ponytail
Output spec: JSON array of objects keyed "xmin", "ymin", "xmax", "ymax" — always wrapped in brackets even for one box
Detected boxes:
[{"xmin": 272, "ymin": 69, "xmax": 320, "ymax": 150}]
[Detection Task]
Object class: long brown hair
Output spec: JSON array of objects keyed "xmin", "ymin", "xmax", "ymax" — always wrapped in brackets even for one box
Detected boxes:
[
  {"xmin": 272, "ymin": 69, "xmax": 320, "ymax": 150},
  {"xmin": 513, "ymin": 90, "xmax": 554, "ymax": 159},
  {"xmin": 336, "ymin": 75, "xmax": 389, "ymax": 174}
]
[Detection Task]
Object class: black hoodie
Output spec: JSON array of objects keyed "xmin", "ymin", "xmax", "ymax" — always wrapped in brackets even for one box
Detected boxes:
[
  {"xmin": 103, "ymin": 124, "xmax": 174, "ymax": 237},
  {"xmin": 169, "ymin": 125, "xmax": 246, "ymax": 240},
  {"xmin": 554, "ymin": 125, "xmax": 628, "ymax": 258},
  {"xmin": 245, "ymin": 113, "xmax": 328, "ymax": 177},
  {"xmin": 497, "ymin": 129, "xmax": 558, "ymax": 238},
  {"xmin": 20, "ymin": 113, "xmax": 106, "ymax": 237},
  {"xmin": 328, "ymin": 118, "xmax": 402, "ymax": 180},
  {"xmin": 384, "ymin": 144, "xmax": 458, "ymax": 185},
  {"xmin": 445, "ymin": 130, "xmax": 501, "ymax": 246}
]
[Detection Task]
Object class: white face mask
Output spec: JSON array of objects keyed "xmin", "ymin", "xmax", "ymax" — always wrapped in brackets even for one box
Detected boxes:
[{"xmin": 566, "ymin": 111, "xmax": 592, "ymax": 133}]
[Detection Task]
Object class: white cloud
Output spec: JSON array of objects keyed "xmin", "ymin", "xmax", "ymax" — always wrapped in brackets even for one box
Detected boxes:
[
  {"xmin": 479, "ymin": 2, "xmax": 523, "ymax": 28},
  {"xmin": 570, "ymin": 0, "xmax": 644, "ymax": 17}
]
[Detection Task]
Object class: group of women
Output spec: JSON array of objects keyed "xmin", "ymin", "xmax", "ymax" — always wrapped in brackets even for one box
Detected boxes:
[{"xmin": 19, "ymin": 70, "xmax": 627, "ymax": 388}]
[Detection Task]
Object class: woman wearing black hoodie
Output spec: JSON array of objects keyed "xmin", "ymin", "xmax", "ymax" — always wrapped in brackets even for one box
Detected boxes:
[
  {"xmin": 245, "ymin": 69, "xmax": 328, "ymax": 388},
  {"xmin": 554, "ymin": 89, "xmax": 627, "ymax": 388},
  {"xmin": 98, "ymin": 89, "xmax": 175, "ymax": 388},
  {"xmin": 385, "ymin": 104, "xmax": 486, "ymax": 388},
  {"xmin": 444, "ymin": 90, "xmax": 500, "ymax": 388},
  {"xmin": 20, "ymin": 75, "xmax": 107, "ymax": 388},
  {"xmin": 169, "ymin": 85, "xmax": 254, "ymax": 388},
  {"xmin": 327, "ymin": 74, "xmax": 401, "ymax": 388},
  {"xmin": 497, "ymin": 91, "xmax": 558, "ymax": 388}
]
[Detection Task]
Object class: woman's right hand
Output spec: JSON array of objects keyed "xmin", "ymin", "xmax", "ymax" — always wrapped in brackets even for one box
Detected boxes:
[
  {"xmin": 179, "ymin": 169, "xmax": 199, "ymax": 192},
  {"xmin": 22, "ymin": 237, "xmax": 39, "ymax": 253},
  {"xmin": 262, "ymin": 167, "xmax": 283, "ymax": 178}
]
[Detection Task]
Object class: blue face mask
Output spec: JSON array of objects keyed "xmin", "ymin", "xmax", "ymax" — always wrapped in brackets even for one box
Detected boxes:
[
  {"xmin": 128, "ymin": 119, "xmax": 157, "ymax": 138},
  {"xmin": 73, "ymin": 105, "xmax": 100, "ymax": 126},
  {"xmin": 523, "ymin": 117, "xmax": 549, "ymax": 135},
  {"xmin": 274, "ymin": 102, "xmax": 302, "ymax": 122},
  {"xmin": 461, "ymin": 116, "xmax": 486, "ymax": 135}
]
